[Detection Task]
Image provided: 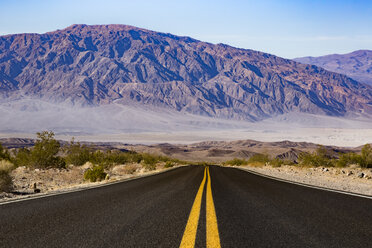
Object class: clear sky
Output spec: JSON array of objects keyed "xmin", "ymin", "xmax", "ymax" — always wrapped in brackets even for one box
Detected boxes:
[{"xmin": 0, "ymin": 0, "xmax": 371, "ymax": 58}]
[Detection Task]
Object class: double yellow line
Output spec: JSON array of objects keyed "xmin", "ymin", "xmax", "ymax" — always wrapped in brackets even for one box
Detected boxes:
[{"xmin": 179, "ymin": 167, "xmax": 221, "ymax": 248}]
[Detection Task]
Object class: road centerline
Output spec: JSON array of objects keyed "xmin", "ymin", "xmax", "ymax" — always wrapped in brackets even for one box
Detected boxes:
[
  {"xmin": 180, "ymin": 167, "xmax": 207, "ymax": 248},
  {"xmin": 206, "ymin": 167, "xmax": 221, "ymax": 248}
]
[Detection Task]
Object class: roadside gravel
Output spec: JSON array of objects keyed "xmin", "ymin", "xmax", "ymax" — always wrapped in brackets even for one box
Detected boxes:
[{"xmin": 239, "ymin": 164, "xmax": 372, "ymax": 196}]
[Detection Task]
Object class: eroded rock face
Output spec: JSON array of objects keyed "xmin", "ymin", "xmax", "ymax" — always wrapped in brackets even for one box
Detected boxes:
[
  {"xmin": 294, "ymin": 50, "xmax": 372, "ymax": 86},
  {"xmin": 1, "ymin": 24, "xmax": 372, "ymax": 120}
]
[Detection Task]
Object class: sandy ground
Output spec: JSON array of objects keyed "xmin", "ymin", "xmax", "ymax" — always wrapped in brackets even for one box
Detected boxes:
[
  {"xmin": 238, "ymin": 164, "xmax": 372, "ymax": 196},
  {"xmin": 0, "ymin": 163, "xmax": 182, "ymax": 203}
]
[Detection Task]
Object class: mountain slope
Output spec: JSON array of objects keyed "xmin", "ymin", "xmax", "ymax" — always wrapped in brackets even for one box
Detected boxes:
[
  {"xmin": 0, "ymin": 24, "xmax": 372, "ymax": 121},
  {"xmin": 294, "ymin": 50, "xmax": 372, "ymax": 86}
]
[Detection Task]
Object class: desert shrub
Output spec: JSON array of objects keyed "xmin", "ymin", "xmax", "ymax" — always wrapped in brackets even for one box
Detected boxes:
[
  {"xmin": 89, "ymin": 150, "xmax": 106, "ymax": 166},
  {"xmin": 164, "ymin": 161, "xmax": 175, "ymax": 168},
  {"xmin": 88, "ymin": 150, "xmax": 143, "ymax": 168},
  {"xmin": 248, "ymin": 153, "xmax": 270, "ymax": 164},
  {"xmin": 12, "ymin": 148, "xmax": 31, "ymax": 167},
  {"xmin": 360, "ymin": 144, "xmax": 372, "ymax": 168},
  {"xmin": 141, "ymin": 154, "xmax": 158, "ymax": 170},
  {"xmin": 298, "ymin": 146, "xmax": 334, "ymax": 167},
  {"xmin": 336, "ymin": 152, "xmax": 361, "ymax": 167},
  {"xmin": 223, "ymin": 158, "xmax": 247, "ymax": 166},
  {"xmin": 195, "ymin": 161, "xmax": 213, "ymax": 166},
  {"xmin": 270, "ymin": 158, "xmax": 284, "ymax": 167},
  {"xmin": 0, "ymin": 160, "xmax": 15, "ymax": 172},
  {"xmin": 84, "ymin": 165, "xmax": 107, "ymax": 182},
  {"xmin": 336, "ymin": 144, "xmax": 372, "ymax": 168},
  {"xmin": 29, "ymin": 131, "xmax": 65, "ymax": 169},
  {"xmin": 65, "ymin": 139, "xmax": 91, "ymax": 166},
  {"xmin": 0, "ymin": 170, "xmax": 13, "ymax": 192},
  {"xmin": 0, "ymin": 143, "xmax": 11, "ymax": 161}
]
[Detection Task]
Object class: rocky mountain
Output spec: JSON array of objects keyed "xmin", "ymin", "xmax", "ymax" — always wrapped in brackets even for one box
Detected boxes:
[
  {"xmin": 294, "ymin": 50, "xmax": 372, "ymax": 86},
  {"xmin": 1, "ymin": 24, "xmax": 372, "ymax": 121}
]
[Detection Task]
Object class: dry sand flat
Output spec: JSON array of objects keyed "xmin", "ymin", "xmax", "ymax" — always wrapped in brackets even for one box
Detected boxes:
[{"xmin": 2, "ymin": 126, "xmax": 372, "ymax": 147}]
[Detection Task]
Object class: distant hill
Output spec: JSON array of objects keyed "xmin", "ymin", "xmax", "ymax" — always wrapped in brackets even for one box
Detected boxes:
[
  {"xmin": 294, "ymin": 50, "xmax": 372, "ymax": 86},
  {"xmin": 1, "ymin": 24, "xmax": 372, "ymax": 121}
]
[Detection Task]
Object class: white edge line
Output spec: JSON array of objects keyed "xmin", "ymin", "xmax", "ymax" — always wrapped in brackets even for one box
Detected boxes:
[
  {"xmin": 234, "ymin": 166, "xmax": 372, "ymax": 200},
  {"xmin": 0, "ymin": 165, "xmax": 187, "ymax": 206}
]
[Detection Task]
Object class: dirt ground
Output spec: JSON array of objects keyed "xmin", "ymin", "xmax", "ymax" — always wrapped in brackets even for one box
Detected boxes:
[
  {"xmin": 0, "ymin": 162, "xmax": 179, "ymax": 203},
  {"xmin": 239, "ymin": 164, "xmax": 372, "ymax": 196}
]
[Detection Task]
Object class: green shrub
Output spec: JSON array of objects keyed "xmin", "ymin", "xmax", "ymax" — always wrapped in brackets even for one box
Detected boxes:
[
  {"xmin": 141, "ymin": 154, "xmax": 158, "ymax": 170},
  {"xmin": 270, "ymin": 158, "xmax": 284, "ymax": 167},
  {"xmin": 196, "ymin": 161, "xmax": 213, "ymax": 166},
  {"xmin": 360, "ymin": 144, "xmax": 372, "ymax": 168},
  {"xmin": 248, "ymin": 153, "xmax": 270, "ymax": 164},
  {"xmin": 332, "ymin": 145, "xmax": 372, "ymax": 168},
  {"xmin": 299, "ymin": 146, "xmax": 334, "ymax": 167},
  {"xmin": 336, "ymin": 152, "xmax": 361, "ymax": 167},
  {"xmin": 0, "ymin": 143, "xmax": 11, "ymax": 161},
  {"xmin": 29, "ymin": 131, "xmax": 65, "ymax": 168},
  {"xmin": 223, "ymin": 158, "xmax": 247, "ymax": 166},
  {"xmin": 0, "ymin": 170, "xmax": 13, "ymax": 192},
  {"xmin": 65, "ymin": 139, "xmax": 91, "ymax": 166},
  {"xmin": 88, "ymin": 150, "xmax": 143, "ymax": 168},
  {"xmin": 84, "ymin": 165, "xmax": 107, "ymax": 182},
  {"xmin": 12, "ymin": 148, "xmax": 31, "ymax": 167},
  {"xmin": 164, "ymin": 161, "xmax": 175, "ymax": 168}
]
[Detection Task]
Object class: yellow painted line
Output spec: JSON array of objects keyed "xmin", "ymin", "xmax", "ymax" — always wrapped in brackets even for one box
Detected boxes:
[
  {"xmin": 180, "ymin": 167, "xmax": 207, "ymax": 248},
  {"xmin": 206, "ymin": 167, "xmax": 221, "ymax": 248}
]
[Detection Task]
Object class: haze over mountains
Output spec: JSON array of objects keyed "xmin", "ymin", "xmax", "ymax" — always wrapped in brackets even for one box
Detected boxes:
[{"xmin": 295, "ymin": 50, "xmax": 372, "ymax": 86}]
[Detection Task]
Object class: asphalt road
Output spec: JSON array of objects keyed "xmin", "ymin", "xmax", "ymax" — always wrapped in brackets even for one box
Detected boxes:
[{"xmin": 0, "ymin": 165, "xmax": 371, "ymax": 248}]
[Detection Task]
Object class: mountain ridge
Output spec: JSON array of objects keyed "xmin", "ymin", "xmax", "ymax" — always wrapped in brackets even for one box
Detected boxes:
[
  {"xmin": 1, "ymin": 24, "xmax": 372, "ymax": 121},
  {"xmin": 294, "ymin": 50, "xmax": 372, "ymax": 86}
]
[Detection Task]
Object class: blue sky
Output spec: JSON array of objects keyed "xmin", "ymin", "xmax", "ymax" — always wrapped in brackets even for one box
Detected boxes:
[{"xmin": 0, "ymin": 0, "xmax": 371, "ymax": 58}]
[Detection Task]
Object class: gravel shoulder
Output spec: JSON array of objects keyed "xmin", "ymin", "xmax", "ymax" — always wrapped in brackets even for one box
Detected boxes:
[
  {"xmin": 237, "ymin": 164, "xmax": 372, "ymax": 196},
  {"xmin": 0, "ymin": 163, "xmax": 183, "ymax": 204}
]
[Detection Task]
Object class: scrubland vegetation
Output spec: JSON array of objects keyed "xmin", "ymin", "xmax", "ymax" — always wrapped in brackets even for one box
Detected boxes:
[
  {"xmin": 223, "ymin": 144, "xmax": 372, "ymax": 168},
  {"xmin": 0, "ymin": 131, "xmax": 187, "ymax": 192},
  {"xmin": 1, "ymin": 130, "xmax": 371, "ymax": 194},
  {"xmin": 223, "ymin": 154, "xmax": 294, "ymax": 167},
  {"xmin": 0, "ymin": 143, "xmax": 14, "ymax": 192}
]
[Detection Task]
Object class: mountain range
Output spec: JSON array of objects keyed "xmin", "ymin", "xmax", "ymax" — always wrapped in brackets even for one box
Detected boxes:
[
  {"xmin": 0, "ymin": 24, "xmax": 372, "ymax": 122},
  {"xmin": 295, "ymin": 50, "xmax": 372, "ymax": 86}
]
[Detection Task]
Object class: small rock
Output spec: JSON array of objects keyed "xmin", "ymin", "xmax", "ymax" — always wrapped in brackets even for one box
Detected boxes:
[
  {"xmin": 322, "ymin": 168, "xmax": 329, "ymax": 172},
  {"xmin": 34, "ymin": 169, "xmax": 40, "ymax": 172},
  {"xmin": 347, "ymin": 171, "xmax": 353, "ymax": 176},
  {"xmin": 33, "ymin": 183, "xmax": 40, "ymax": 193},
  {"xmin": 357, "ymin": 172, "xmax": 364, "ymax": 178},
  {"xmin": 341, "ymin": 170, "xmax": 346, "ymax": 174}
]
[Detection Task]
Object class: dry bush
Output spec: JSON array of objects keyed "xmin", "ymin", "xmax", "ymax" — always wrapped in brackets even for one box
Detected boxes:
[
  {"xmin": 0, "ymin": 170, "xmax": 13, "ymax": 192},
  {"xmin": 123, "ymin": 164, "xmax": 138, "ymax": 174},
  {"xmin": 247, "ymin": 161, "xmax": 265, "ymax": 168},
  {"xmin": 111, "ymin": 164, "xmax": 139, "ymax": 175},
  {"xmin": 0, "ymin": 160, "xmax": 14, "ymax": 172}
]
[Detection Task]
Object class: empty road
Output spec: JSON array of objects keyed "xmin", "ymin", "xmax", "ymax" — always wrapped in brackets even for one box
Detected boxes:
[{"xmin": 0, "ymin": 165, "xmax": 371, "ymax": 247}]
